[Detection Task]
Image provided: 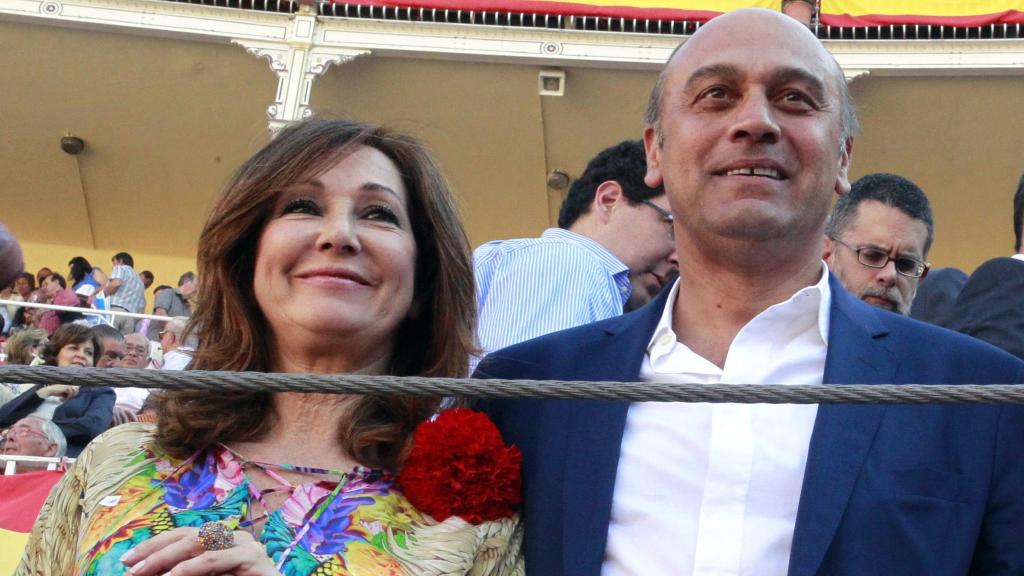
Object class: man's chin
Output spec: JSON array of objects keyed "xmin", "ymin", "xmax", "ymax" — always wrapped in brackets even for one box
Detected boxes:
[{"xmin": 862, "ymin": 295, "xmax": 899, "ymax": 312}]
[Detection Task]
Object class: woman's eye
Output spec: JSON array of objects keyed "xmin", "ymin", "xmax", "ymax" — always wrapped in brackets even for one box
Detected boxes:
[
  {"xmin": 364, "ymin": 205, "xmax": 400, "ymax": 225},
  {"xmin": 281, "ymin": 198, "xmax": 321, "ymax": 216}
]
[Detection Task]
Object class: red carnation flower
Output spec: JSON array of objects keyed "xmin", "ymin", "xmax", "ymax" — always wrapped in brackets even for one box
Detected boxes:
[{"xmin": 398, "ymin": 408, "xmax": 522, "ymax": 524}]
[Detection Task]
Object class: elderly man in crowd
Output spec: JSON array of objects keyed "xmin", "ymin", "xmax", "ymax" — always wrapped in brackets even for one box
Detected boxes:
[
  {"xmin": 146, "ymin": 272, "xmax": 196, "ymax": 341},
  {"xmin": 40, "ymin": 273, "xmax": 66, "ymax": 303},
  {"xmin": 478, "ymin": 9, "xmax": 1024, "ymax": 575},
  {"xmin": 110, "ymin": 333, "xmax": 154, "ymax": 418},
  {"xmin": 1, "ymin": 416, "xmax": 67, "ymax": 464},
  {"xmin": 823, "ymin": 173, "xmax": 933, "ymax": 315},
  {"xmin": 158, "ymin": 316, "xmax": 194, "ymax": 371}
]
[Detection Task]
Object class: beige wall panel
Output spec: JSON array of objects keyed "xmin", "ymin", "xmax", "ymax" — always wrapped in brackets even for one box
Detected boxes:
[
  {"xmin": 311, "ymin": 56, "xmax": 549, "ymax": 249},
  {"xmin": 849, "ymin": 75, "xmax": 1024, "ymax": 273},
  {"xmin": 0, "ymin": 21, "xmax": 274, "ymax": 259}
]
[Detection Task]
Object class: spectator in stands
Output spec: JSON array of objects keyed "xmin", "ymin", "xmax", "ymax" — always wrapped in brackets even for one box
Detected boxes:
[
  {"xmin": 90, "ymin": 324, "xmax": 124, "ymax": 369},
  {"xmin": 0, "ymin": 323, "xmax": 114, "ymax": 457},
  {"xmin": 146, "ymin": 272, "xmax": 196, "ymax": 341},
  {"xmin": 157, "ymin": 316, "xmax": 195, "ymax": 371},
  {"xmin": 121, "ymin": 333, "xmax": 151, "ymax": 370},
  {"xmin": 1, "ymin": 416, "xmax": 66, "ymax": 461},
  {"xmin": 36, "ymin": 289, "xmax": 83, "ymax": 337},
  {"xmin": 947, "ymin": 171, "xmax": 1024, "ymax": 359},
  {"xmin": 139, "ymin": 270, "xmax": 154, "ymax": 289},
  {"xmin": 40, "ymin": 273, "xmax": 66, "ymax": 302},
  {"xmin": 34, "ymin": 268, "xmax": 51, "ymax": 288},
  {"xmin": 104, "ymin": 252, "xmax": 146, "ymax": 335},
  {"xmin": 67, "ymin": 257, "xmax": 106, "ymax": 300},
  {"xmin": 2, "ymin": 328, "xmax": 47, "ymax": 367},
  {"xmin": 5, "ymin": 272, "xmax": 35, "ymax": 322},
  {"xmin": 20, "ymin": 118, "xmax": 520, "ymax": 575},
  {"xmin": 475, "ymin": 140, "xmax": 678, "ymax": 358},
  {"xmin": 823, "ymin": 173, "xmax": 933, "ymax": 315}
]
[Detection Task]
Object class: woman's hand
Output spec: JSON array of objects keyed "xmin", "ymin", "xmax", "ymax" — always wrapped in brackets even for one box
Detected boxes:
[
  {"xmin": 36, "ymin": 385, "xmax": 79, "ymax": 400},
  {"xmin": 120, "ymin": 525, "xmax": 278, "ymax": 576}
]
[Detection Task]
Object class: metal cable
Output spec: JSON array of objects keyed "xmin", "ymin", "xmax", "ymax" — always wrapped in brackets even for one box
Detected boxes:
[{"xmin": 2, "ymin": 365, "xmax": 1023, "ymax": 404}]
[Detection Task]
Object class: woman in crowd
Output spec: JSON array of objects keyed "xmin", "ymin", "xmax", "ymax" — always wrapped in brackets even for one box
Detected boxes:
[
  {"xmin": 0, "ymin": 323, "xmax": 115, "ymax": 457},
  {"xmin": 67, "ymin": 256, "xmax": 107, "ymax": 299},
  {"xmin": 18, "ymin": 118, "xmax": 522, "ymax": 575},
  {"xmin": 4, "ymin": 272, "xmax": 36, "ymax": 328},
  {"xmin": 3, "ymin": 328, "xmax": 47, "ymax": 366}
]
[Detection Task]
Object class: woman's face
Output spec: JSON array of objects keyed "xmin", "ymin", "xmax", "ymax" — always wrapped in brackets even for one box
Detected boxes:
[
  {"xmin": 56, "ymin": 340, "xmax": 95, "ymax": 368},
  {"xmin": 14, "ymin": 276, "xmax": 30, "ymax": 297},
  {"xmin": 253, "ymin": 146, "xmax": 418, "ymax": 351}
]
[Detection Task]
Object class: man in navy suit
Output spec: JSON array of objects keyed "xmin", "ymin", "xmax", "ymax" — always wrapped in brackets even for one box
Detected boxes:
[
  {"xmin": 947, "ymin": 171, "xmax": 1024, "ymax": 359},
  {"xmin": 477, "ymin": 9, "xmax": 1024, "ymax": 576}
]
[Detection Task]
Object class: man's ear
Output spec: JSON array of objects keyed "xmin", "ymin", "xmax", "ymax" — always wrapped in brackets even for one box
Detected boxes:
[
  {"xmin": 45, "ymin": 443, "xmax": 59, "ymax": 457},
  {"xmin": 643, "ymin": 126, "xmax": 664, "ymax": 189},
  {"xmin": 592, "ymin": 181, "xmax": 625, "ymax": 224},
  {"xmin": 834, "ymin": 137, "xmax": 854, "ymax": 196},
  {"xmin": 822, "ymin": 234, "xmax": 836, "ymax": 264}
]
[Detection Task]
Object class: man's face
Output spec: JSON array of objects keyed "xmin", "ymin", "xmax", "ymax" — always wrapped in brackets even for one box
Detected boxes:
[
  {"xmin": 122, "ymin": 334, "xmax": 151, "ymax": 369},
  {"xmin": 825, "ymin": 200, "xmax": 930, "ymax": 315},
  {"xmin": 95, "ymin": 337, "xmax": 126, "ymax": 368},
  {"xmin": 159, "ymin": 328, "xmax": 178, "ymax": 353},
  {"xmin": 607, "ymin": 195, "xmax": 678, "ymax": 310},
  {"xmin": 179, "ymin": 280, "xmax": 197, "ymax": 299},
  {"xmin": 644, "ymin": 10, "xmax": 851, "ymax": 251},
  {"xmin": 2, "ymin": 418, "xmax": 57, "ymax": 457},
  {"xmin": 41, "ymin": 275, "xmax": 60, "ymax": 298}
]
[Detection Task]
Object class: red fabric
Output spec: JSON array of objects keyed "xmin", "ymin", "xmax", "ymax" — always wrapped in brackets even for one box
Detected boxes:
[
  {"xmin": 0, "ymin": 470, "xmax": 63, "ymax": 532},
  {"xmin": 821, "ymin": 10, "xmax": 1024, "ymax": 27}
]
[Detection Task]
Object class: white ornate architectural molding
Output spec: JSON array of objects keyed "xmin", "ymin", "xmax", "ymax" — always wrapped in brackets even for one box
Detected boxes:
[{"xmin": 231, "ymin": 8, "xmax": 369, "ymax": 131}]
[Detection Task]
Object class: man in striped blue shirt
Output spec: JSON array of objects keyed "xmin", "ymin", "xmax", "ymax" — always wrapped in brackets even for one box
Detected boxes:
[{"xmin": 474, "ymin": 140, "xmax": 678, "ymax": 359}]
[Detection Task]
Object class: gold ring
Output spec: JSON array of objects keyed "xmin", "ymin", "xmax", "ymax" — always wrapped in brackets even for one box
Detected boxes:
[{"xmin": 196, "ymin": 521, "xmax": 234, "ymax": 551}]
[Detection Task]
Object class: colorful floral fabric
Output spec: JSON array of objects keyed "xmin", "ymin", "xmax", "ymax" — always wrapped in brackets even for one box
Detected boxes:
[{"xmin": 15, "ymin": 424, "xmax": 523, "ymax": 576}]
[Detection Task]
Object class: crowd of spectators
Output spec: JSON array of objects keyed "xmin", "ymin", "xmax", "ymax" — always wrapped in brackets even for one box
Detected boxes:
[{"xmin": 0, "ymin": 254, "xmax": 195, "ymax": 466}]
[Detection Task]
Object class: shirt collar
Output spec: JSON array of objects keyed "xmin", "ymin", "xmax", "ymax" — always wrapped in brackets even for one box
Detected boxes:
[
  {"xmin": 541, "ymin": 228, "xmax": 629, "ymax": 277},
  {"xmin": 1012, "ymin": 254, "xmax": 1024, "ymax": 263},
  {"xmin": 647, "ymin": 261, "xmax": 832, "ymax": 361}
]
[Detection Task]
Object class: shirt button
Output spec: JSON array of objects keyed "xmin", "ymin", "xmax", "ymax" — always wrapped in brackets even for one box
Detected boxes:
[{"xmin": 658, "ymin": 333, "xmax": 674, "ymax": 347}]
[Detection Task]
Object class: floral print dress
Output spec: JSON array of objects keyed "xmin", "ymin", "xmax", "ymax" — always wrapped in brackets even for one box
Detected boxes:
[{"xmin": 16, "ymin": 423, "xmax": 523, "ymax": 576}]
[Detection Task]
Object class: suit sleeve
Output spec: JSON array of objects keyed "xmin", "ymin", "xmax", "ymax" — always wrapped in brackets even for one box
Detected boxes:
[
  {"xmin": 947, "ymin": 258, "xmax": 1024, "ymax": 360},
  {"xmin": 969, "ymin": 364, "xmax": 1024, "ymax": 573},
  {"xmin": 0, "ymin": 385, "xmax": 45, "ymax": 427},
  {"xmin": 476, "ymin": 244, "xmax": 623, "ymax": 356},
  {"xmin": 53, "ymin": 388, "xmax": 115, "ymax": 447}
]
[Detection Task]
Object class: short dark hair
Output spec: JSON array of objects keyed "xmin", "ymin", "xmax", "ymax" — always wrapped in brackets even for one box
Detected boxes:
[
  {"xmin": 177, "ymin": 271, "xmax": 196, "ymax": 287},
  {"xmin": 47, "ymin": 273, "xmax": 67, "ymax": 290},
  {"xmin": 42, "ymin": 323, "xmax": 99, "ymax": 367},
  {"xmin": 112, "ymin": 252, "xmax": 134, "ymax": 268},
  {"xmin": 141, "ymin": 270, "xmax": 154, "ymax": 282},
  {"xmin": 91, "ymin": 323, "xmax": 124, "ymax": 343},
  {"xmin": 826, "ymin": 173, "xmax": 935, "ymax": 256},
  {"xmin": 557, "ymin": 140, "xmax": 665, "ymax": 229},
  {"xmin": 1013, "ymin": 171, "xmax": 1024, "ymax": 252}
]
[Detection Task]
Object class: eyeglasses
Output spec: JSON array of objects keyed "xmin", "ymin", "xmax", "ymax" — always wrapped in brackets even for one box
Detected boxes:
[
  {"xmin": 831, "ymin": 237, "xmax": 929, "ymax": 278},
  {"xmin": 3, "ymin": 426, "xmax": 50, "ymax": 442},
  {"xmin": 639, "ymin": 199, "xmax": 675, "ymax": 240}
]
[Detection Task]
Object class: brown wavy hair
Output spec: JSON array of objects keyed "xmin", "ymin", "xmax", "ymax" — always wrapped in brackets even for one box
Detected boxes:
[
  {"xmin": 41, "ymin": 323, "xmax": 99, "ymax": 367},
  {"xmin": 155, "ymin": 118, "xmax": 477, "ymax": 470}
]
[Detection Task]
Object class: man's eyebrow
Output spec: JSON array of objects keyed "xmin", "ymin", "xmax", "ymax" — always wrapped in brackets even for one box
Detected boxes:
[
  {"xmin": 681, "ymin": 63, "xmax": 742, "ymax": 94},
  {"xmin": 768, "ymin": 67, "xmax": 829, "ymax": 102}
]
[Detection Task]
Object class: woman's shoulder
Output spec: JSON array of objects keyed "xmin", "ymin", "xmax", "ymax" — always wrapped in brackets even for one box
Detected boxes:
[{"xmin": 74, "ymin": 423, "xmax": 160, "ymax": 479}]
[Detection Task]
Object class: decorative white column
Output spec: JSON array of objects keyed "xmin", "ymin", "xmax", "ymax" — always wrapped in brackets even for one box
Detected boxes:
[{"xmin": 233, "ymin": 7, "xmax": 369, "ymax": 131}]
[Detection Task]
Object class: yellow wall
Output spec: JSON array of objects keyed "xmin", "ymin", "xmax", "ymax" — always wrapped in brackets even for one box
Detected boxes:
[{"xmin": 18, "ymin": 242, "xmax": 196, "ymax": 311}]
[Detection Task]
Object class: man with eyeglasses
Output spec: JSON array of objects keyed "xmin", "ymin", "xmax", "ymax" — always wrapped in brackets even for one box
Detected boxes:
[
  {"xmin": 1, "ymin": 416, "xmax": 66, "ymax": 461},
  {"xmin": 823, "ymin": 173, "xmax": 933, "ymax": 316},
  {"xmin": 473, "ymin": 139, "xmax": 678, "ymax": 360}
]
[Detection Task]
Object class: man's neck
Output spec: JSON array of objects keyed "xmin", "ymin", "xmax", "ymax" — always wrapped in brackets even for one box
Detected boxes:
[{"xmin": 671, "ymin": 239, "xmax": 823, "ymax": 368}]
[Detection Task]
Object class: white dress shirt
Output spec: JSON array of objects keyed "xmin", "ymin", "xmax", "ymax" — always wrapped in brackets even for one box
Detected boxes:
[{"xmin": 602, "ymin": 263, "xmax": 832, "ymax": 576}]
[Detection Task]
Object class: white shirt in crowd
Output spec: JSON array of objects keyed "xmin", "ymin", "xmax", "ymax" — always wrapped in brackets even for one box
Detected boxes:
[
  {"xmin": 161, "ymin": 348, "xmax": 194, "ymax": 371},
  {"xmin": 602, "ymin": 262, "xmax": 831, "ymax": 576}
]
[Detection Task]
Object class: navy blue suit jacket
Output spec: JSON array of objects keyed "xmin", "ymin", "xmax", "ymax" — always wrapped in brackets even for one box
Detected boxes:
[
  {"xmin": 0, "ymin": 384, "xmax": 115, "ymax": 457},
  {"xmin": 948, "ymin": 257, "xmax": 1024, "ymax": 360},
  {"xmin": 476, "ymin": 275, "xmax": 1024, "ymax": 576}
]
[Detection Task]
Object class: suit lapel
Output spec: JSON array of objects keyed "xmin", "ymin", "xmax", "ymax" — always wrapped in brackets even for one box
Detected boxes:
[
  {"xmin": 562, "ymin": 289, "xmax": 670, "ymax": 576},
  {"xmin": 788, "ymin": 277, "xmax": 896, "ymax": 576}
]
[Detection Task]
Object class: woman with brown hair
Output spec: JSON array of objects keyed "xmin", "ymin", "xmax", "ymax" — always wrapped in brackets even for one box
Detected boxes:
[{"xmin": 17, "ymin": 119, "xmax": 522, "ymax": 575}]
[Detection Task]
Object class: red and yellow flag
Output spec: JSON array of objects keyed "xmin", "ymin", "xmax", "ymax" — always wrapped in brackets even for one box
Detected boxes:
[
  {"xmin": 821, "ymin": 1, "xmax": 1024, "ymax": 26},
  {"xmin": 0, "ymin": 470, "xmax": 63, "ymax": 574},
  {"xmin": 330, "ymin": 0, "xmax": 774, "ymax": 21}
]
